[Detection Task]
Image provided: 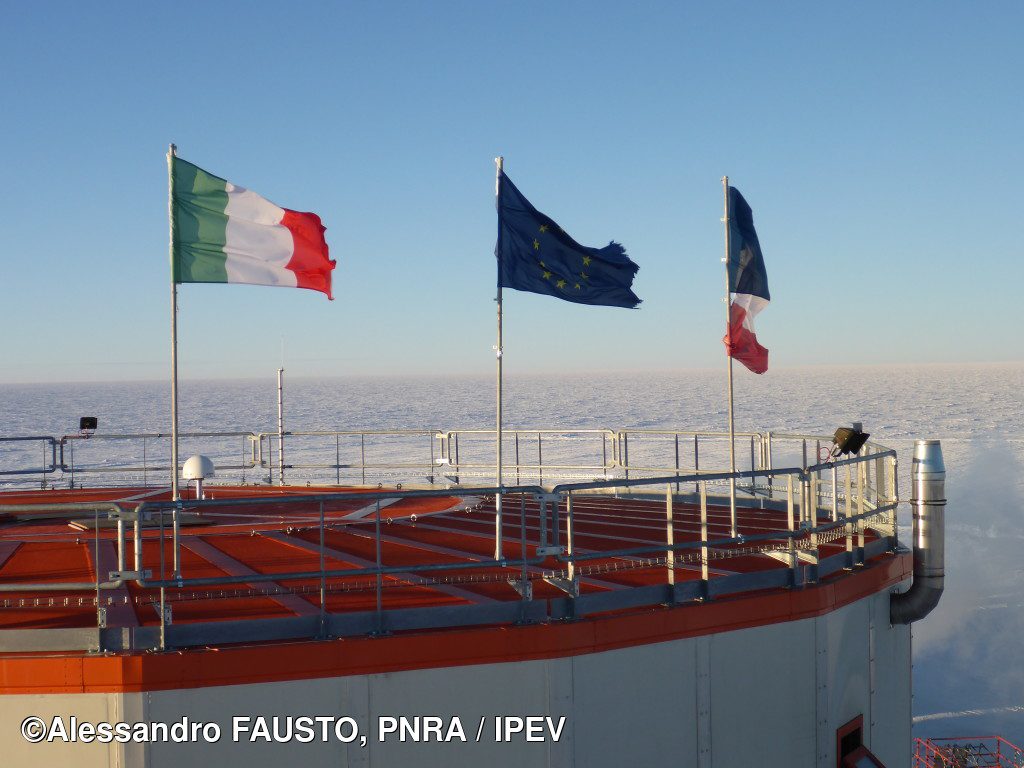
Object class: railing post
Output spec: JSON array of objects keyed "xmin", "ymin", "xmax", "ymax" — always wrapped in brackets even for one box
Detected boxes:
[
  {"xmin": 566, "ymin": 492, "xmax": 575, "ymax": 585},
  {"xmin": 277, "ymin": 367, "xmax": 285, "ymax": 486},
  {"xmin": 845, "ymin": 465, "xmax": 853, "ymax": 518},
  {"xmin": 749, "ymin": 435, "xmax": 755, "ymax": 493},
  {"xmin": 806, "ymin": 473, "xmax": 819, "ymax": 582},
  {"xmin": 786, "ymin": 474, "xmax": 795, "ymax": 532},
  {"xmin": 538, "ymin": 496, "xmax": 548, "ymax": 550},
  {"xmin": 665, "ymin": 484, "xmax": 675, "ymax": 587},
  {"xmin": 890, "ymin": 454, "xmax": 899, "ymax": 548},
  {"xmin": 428, "ymin": 432, "xmax": 434, "ymax": 485},
  {"xmin": 94, "ymin": 506, "xmax": 103, "ymax": 637},
  {"xmin": 551, "ymin": 491, "xmax": 560, "ymax": 549},
  {"xmin": 533, "ymin": 433, "xmax": 541, "ymax": 487},
  {"xmin": 699, "ymin": 481, "xmax": 709, "ymax": 595},
  {"xmin": 844, "ymin": 466, "xmax": 854, "ymax": 564},
  {"xmin": 797, "ymin": 475, "xmax": 806, "ymax": 527},
  {"xmin": 674, "ymin": 435, "xmax": 680, "ymax": 494},
  {"xmin": 158, "ymin": 509, "xmax": 166, "ymax": 649},
  {"xmin": 857, "ymin": 461, "xmax": 866, "ymax": 563},
  {"xmin": 159, "ymin": 586, "xmax": 167, "ymax": 650},
  {"xmin": 831, "ymin": 465, "xmax": 839, "ymax": 522},
  {"xmin": 319, "ymin": 501, "xmax": 326, "ymax": 638},
  {"xmin": 786, "ymin": 475, "xmax": 798, "ymax": 581},
  {"xmin": 374, "ymin": 498, "xmax": 383, "ymax": 633},
  {"xmin": 817, "ymin": 464, "xmax": 823, "ymax": 512},
  {"xmin": 802, "ymin": 474, "xmax": 811, "ymax": 525},
  {"xmin": 809, "ymin": 472, "xmax": 817, "ymax": 524},
  {"xmin": 519, "ymin": 494, "xmax": 528, "ymax": 598},
  {"xmin": 693, "ymin": 435, "xmax": 700, "ymax": 495},
  {"xmin": 875, "ymin": 450, "xmax": 885, "ymax": 507}
]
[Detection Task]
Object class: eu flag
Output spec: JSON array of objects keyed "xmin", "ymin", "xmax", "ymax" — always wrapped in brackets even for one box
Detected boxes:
[{"xmin": 495, "ymin": 171, "xmax": 641, "ymax": 308}]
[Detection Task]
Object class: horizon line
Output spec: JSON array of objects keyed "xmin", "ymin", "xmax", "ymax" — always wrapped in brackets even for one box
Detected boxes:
[{"xmin": 2, "ymin": 359, "xmax": 1023, "ymax": 387}]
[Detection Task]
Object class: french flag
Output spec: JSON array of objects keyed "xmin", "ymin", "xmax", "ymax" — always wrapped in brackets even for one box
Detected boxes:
[{"xmin": 723, "ymin": 187, "xmax": 770, "ymax": 374}]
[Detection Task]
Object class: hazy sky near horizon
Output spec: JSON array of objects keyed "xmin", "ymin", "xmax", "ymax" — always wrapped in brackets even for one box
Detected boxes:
[{"xmin": 1, "ymin": 1, "xmax": 1021, "ymax": 384}]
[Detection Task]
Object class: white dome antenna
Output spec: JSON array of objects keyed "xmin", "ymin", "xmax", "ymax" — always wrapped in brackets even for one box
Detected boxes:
[{"xmin": 182, "ymin": 455, "xmax": 215, "ymax": 500}]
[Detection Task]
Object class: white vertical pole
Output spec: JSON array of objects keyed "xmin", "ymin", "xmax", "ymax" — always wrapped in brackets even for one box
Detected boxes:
[
  {"xmin": 566, "ymin": 492, "xmax": 575, "ymax": 584},
  {"xmin": 665, "ymin": 484, "xmax": 675, "ymax": 587},
  {"xmin": 277, "ymin": 367, "xmax": 285, "ymax": 485},
  {"xmin": 494, "ymin": 156, "xmax": 504, "ymax": 561},
  {"xmin": 699, "ymin": 481, "xmax": 709, "ymax": 584},
  {"xmin": 722, "ymin": 176, "xmax": 737, "ymax": 536},
  {"xmin": 168, "ymin": 144, "xmax": 180, "ymax": 502}
]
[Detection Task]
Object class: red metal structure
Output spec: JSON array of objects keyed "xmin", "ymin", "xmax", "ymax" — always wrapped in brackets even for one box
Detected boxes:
[{"xmin": 914, "ymin": 737, "xmax": 1024, "ymax": 768}]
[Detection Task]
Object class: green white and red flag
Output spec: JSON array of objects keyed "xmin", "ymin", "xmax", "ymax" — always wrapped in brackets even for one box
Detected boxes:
[{"xmin": 170, "ymin": 156, "xmax": 335, "ymax": 298}]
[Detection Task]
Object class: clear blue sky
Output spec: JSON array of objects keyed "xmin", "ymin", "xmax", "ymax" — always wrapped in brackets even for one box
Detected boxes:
[{"xmin": 1, "ymin": 1, "xmax": 1020, "ymax": 383}]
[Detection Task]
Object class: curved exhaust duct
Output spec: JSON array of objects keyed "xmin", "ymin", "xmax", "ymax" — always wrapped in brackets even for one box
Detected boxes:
[{"xmin": 891, "ymin": 439, "xmax": 945, "ymax": 625}]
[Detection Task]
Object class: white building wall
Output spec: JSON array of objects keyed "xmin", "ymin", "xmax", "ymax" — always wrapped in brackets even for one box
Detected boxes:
[
  {"xmin": 826, "ymin": 598, "xmax": 872, "ymax": 757},
  {"xmin": 710, "ymin": 618, "xmax": 818, "ymax": 766},
  {"xmin": 570, "ymin": 635, "xmax": 697, "ymax": 765},
  {"xmin": 870, "ymin": 587, "xmax": 913, "ymax": 767},
  {"xmin": 0, "ymin": 590, "xmax": 912, "ymax": 768}
]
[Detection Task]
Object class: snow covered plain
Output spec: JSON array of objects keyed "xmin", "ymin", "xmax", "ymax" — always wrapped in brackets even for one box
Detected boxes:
[{"xmin": 2, "ymin": 362, "xmax": 1023, "ymax": 742}]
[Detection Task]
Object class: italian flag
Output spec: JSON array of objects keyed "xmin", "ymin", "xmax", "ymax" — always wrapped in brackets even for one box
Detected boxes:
[{"xmin": 171, "ymin": 156, "xmax": 335, "ymax": 299}]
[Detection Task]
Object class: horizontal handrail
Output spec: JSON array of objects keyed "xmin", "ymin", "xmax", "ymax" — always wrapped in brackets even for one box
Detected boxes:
[
  {"xmin": 0, "ymin": 436, "xmax": 58, "ymax": 476},
  {"xmin": 0, "ymin": 448, "xmax": 894, "ymax": 588},
  {"xmin": 1, "ymin": 428, "xmax": 891, "ymax": 491}
]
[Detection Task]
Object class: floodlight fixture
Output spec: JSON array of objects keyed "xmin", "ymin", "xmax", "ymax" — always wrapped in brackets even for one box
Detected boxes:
[{"xmin": 831, "ymin": 422, "xmax": 870, "ymax": 458}]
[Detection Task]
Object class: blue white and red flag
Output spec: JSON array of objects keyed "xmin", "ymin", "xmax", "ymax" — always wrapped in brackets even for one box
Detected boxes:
[{"xmin": 723, "ymin": 187, "xmax": 770, "ymax": 374}]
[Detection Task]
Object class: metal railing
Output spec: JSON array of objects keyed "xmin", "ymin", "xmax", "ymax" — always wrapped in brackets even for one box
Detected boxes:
[
  {"xmin": 914, "ymin": 736, "xmax": 1024, "ymax": 767},
  {"xmin": 0, "ymin": 427, "xmax": 892, "ymax": 495},
  {"xmin": 0, "ymin": 439, "xmax": 901, "ymax": 654},
  {"xmin": 0, "ymin": 436, "xmax": 58, "ymax": 478}
]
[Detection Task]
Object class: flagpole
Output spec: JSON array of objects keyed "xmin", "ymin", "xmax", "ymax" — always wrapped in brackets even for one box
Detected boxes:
[
  {"xmin": 168, "ymin": 143, "xmax": 180, "ymax": 502},
  {"xmin": 722, "ymin": 175, "xmax": 737, "ymax": 537},
  {"xmin": 494, "ymin": 156, "xmax": 504, "ymax": 561}
]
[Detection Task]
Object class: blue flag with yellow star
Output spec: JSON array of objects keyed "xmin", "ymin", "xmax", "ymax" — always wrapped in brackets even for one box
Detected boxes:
[{"xmin": 495, "ymin": 171, "xmax": 641, "ymax": 308}]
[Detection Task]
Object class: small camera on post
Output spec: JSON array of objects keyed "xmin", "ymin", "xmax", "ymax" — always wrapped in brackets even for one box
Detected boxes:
[{"xmin": 79, "ymin": 417, "xmax": 98, "ymax": 439}]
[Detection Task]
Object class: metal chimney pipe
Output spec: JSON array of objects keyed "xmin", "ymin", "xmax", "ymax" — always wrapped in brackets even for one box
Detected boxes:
[{"xmin": 890, "ymin": 439, "xmax": 945, "ymax": 625}]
